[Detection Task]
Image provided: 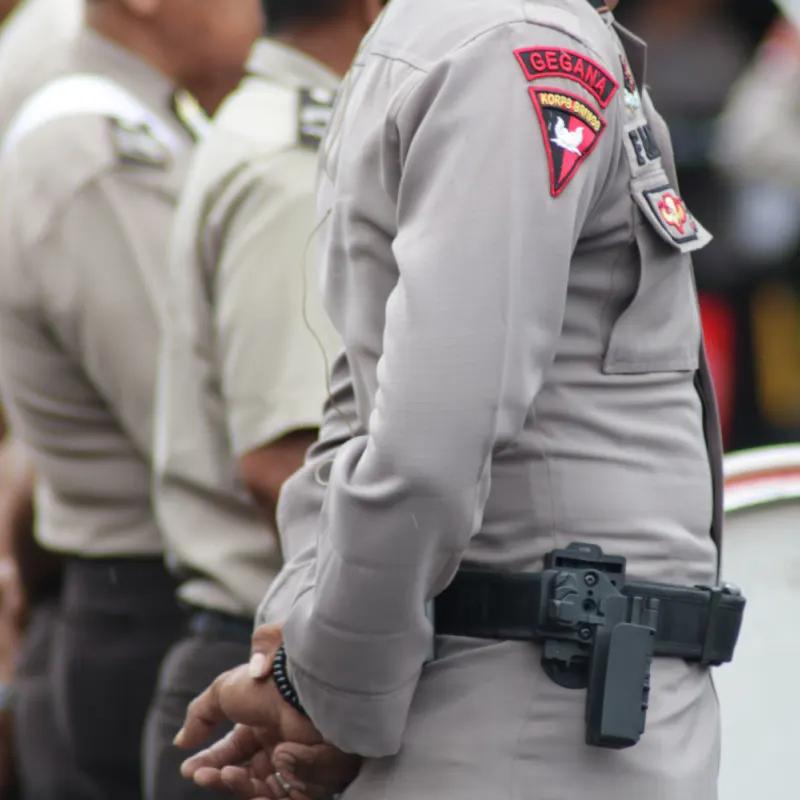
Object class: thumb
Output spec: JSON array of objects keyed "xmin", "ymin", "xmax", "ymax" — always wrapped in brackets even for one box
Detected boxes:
[{"xmin": 248, "ymin": 623, "xmax": 283, "ymax": 679}]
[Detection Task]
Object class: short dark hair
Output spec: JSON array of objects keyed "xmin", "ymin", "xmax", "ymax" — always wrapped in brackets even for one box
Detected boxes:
[{"xmin": 263, "ymin": 0, "xmax": 350, "ymax": 34}]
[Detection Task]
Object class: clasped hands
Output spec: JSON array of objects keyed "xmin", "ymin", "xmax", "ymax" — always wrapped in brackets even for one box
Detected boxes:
[{"xmin": 176, "ymin": 625, "xmax": 361, "ymax": 800}]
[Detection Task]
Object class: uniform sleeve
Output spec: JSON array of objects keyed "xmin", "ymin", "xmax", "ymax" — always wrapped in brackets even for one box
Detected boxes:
[
  {"xmin": 2, "ymin": 171, "xmax": 170, "ymax": 458},
  {"xmin": 255, "ymin": 349, "xmax": 359, "ymax": 625},
  {"xmin": 210, "ymin": 154, "xmax": 341, "ymax": 457},
  {"xmin": 282, "ymin": 24, "xmax": 621, "ymax": 756}
]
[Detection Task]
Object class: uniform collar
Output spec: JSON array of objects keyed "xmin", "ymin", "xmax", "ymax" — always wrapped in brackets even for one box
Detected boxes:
[
  {"xmin": 70, "ymin": 27, "xmax": 177, "ymax": 115},
  {"xmin": 246, "ymin": 39, "xmax": 340, "ymax": 91}
]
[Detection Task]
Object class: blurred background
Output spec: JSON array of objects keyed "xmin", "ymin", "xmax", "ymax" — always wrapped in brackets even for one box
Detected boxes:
[{"xmin": 618, "ymin": 0, "xmax": 800, "ymax": 453}]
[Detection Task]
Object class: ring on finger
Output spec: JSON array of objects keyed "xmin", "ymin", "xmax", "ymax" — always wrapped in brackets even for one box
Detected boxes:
[{"xmin": 274, "ymin": 771, "xmax": 292, "ymax": 794}]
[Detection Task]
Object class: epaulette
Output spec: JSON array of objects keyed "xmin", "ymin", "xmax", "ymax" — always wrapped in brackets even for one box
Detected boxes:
[
  {"xmin": 109, "ymin": 118, "xmax": 171, "ymax": 168},
  {"xmin": 296, "ymin": 86, "xmax": 336, "ymax": 150},
  {"xmin": 2, "ymin": 73, "xmax": 183, "ymax": 170}
]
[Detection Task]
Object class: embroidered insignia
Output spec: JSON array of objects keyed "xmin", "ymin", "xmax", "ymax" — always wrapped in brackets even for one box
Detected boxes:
[
  {"xmin": 658, "ymin": 192, "xmax": 688, "ymax": 233},
  {"xmin": 527, "ymin": 88, "xmax": 606, "ymax": 197},
  {"xmin": 109, "ymin": 118, "xmax": 170, "ymax": 168},
  {"xmin": 628, "ymin": 123, "xmax": 661, "ymax": 166},
  {"xmin": 514, "ymin": 47, "xmax": 618, "ymax": 108},
  {"xmin": 642, "ymin": 185, "xmax": 699, "ymax": 245},
  {"xmin": 620, "ymin": 57, "xmax": 641, "ymax": 114},
  {"xmin": 297, "ymin": 87, "xmax": 336, "ymax": 150}
]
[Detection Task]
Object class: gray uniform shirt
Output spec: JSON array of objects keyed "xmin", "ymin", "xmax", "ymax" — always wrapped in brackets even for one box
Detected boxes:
[
  {"xmin": 261, "ymin": 1, "xmax": 726, "ymax": 793},
  {"xmin": 0, "ymin": 0, "xmax": 83, "ymax": 135},
  {"xmin": 0, "ymin": 29, "xmax": 193, "ymax": 556},
  {"xmin": 154, "ymin": 40, "xmax": 341, "ymax": 616}
]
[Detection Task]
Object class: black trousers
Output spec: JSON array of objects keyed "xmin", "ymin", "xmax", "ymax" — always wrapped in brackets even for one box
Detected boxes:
[
  {"xmin": 143, "ymin": 613, "xmax": 252, "ymax": 800},
  {"xmin": 13, "ymin": 597, "xmax": 95, "ymax": 800},
  {"xmin": 51, "ymin": 557, "xmax": 186, "ymax": 800}
]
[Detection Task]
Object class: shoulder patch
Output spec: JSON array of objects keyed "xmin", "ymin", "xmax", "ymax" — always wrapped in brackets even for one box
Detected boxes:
[
  {"xmin": 514, "ymin": 47, "xmax": 618, "ymax": 109},
  {"xmin": 297, "ymin": 87, "xmax": 336, "ymax": 150},
  {"xmin": 527, "ymin": 87, "xmax": 606, "ymax": 197},
  {"xmin": 109, "ymin": 118, "xmax": 170, "ymax": 168}
]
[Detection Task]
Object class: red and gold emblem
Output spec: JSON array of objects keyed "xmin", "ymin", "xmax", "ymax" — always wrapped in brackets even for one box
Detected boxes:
[{"xmin": 657, "ymin": 192, "xmax": 688, "ymax": 234}]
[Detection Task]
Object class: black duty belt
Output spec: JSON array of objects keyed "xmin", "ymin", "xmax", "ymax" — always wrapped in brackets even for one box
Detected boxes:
[{"xmin": 433, "ymin": 542, "xmax": 746, "ymax": 750}]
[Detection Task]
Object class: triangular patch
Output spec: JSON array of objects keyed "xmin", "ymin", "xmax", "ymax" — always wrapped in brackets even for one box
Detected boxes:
[{"xmin": 527, "ymin": 87, "xmax": 606, "ymax": 197}]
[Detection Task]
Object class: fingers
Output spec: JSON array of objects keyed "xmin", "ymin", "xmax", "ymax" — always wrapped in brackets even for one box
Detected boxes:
[
  {"xmin": 181, "ymin": 724, "xmax": 263, "ymax": 778},
  {"xmin": 193, "ymin": 765, "xmax": 275, "ymax": 799},
  {"xmin": 249, "ymin": 624, "xmax": 283, "ymax": 679},
  {"xmin": 174, "ymin": 674, "xmax": 230, "ymax": 749},
  {"xmin": 272, "ymin": 742, "xmax": 362, "ymax": 798}
]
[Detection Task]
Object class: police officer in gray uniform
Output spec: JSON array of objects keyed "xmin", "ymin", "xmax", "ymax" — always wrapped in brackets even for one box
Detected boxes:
[
  {"xmin": 144, "ymin": 1, "xmax": 383, "ymax": 796},
  {"xmin": 0, "ymin": 0, "xmax": 260, "ymax": 796},
  {"xmin": 179, "ymin": 1, "xmax": 745, "ymax": 798}
]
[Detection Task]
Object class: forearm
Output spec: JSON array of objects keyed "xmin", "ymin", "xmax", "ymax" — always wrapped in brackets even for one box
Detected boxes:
[{"xmin": 256, "ymin": 351, "xmax": 359, "ymax": 626}]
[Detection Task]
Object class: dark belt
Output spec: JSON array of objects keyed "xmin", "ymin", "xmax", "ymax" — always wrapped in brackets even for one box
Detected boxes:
[
  {"xmin": 187, "ymin": 608, "xmax": 254, "ymax": 645},
  {"xmin": 435, "ymin": 568, "xmax": 743, "ymax": 666},
  {"xmin": 432, "ymin": 542, "xmax": 746, "ymax": 750}
]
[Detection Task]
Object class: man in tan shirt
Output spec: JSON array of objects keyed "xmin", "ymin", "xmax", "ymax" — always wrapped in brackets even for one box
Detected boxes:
[
  {"xmin": 0, "ymin": 0, "xmax": 261, "ymax": 796},
  {"xmin": 0, "ymin": 2, "xmax": 87, "ymax": 796},
  {"xmin": 0, "ymin": 0, "xmax": 84, "ymax": 135},
  {"xmin": 145, "ymin": 1, "xmax": 384, "ymax": 796}
]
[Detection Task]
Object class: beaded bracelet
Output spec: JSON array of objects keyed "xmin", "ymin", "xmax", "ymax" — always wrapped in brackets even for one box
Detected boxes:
[{"xmin": 271, "ymin": 644, "xmax": 309, "ymax": 718}]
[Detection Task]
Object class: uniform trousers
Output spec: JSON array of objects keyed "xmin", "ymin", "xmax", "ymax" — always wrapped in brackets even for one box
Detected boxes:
[
  {"xmin": 143, "ymin": 610, "xmax": 252, "ymax": 800},
  {"xmin": 13, "ymin": 595, "xmax": 94, "ymax": 800},
  {"xmin": 51, "ymin": 557, "xmax": 186, "ymax": 800}
]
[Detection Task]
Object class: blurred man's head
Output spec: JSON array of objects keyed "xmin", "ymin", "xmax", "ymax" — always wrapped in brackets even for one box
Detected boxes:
[
  {"xmin": 263, "ymin": 0, "xmax": 384, "ymax": 76},
  {"xmin": 87, "ymin": 0, "xmax": 263, "ymax": 112}
]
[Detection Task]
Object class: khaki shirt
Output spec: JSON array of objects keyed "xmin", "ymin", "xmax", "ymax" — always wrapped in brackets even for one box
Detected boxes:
[
  {"xmin": 0, "ymin": 29, "xmax": 194, "ymax": 556},
  {"xmin": 0, "ymin": 0, "xmax": 83, "ymax": 134},
  {"xmin": 261, "ymin": 0, "xmax": 725, "ymax": 792},
  {"xmin": 153, "ymin": 40, "xmax": 341, "ymax": 616}
]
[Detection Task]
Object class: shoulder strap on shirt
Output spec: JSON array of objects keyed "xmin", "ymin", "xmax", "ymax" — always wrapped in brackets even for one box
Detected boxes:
[{"xmin": 1, "ymin": 73, "xmax": 181, "ymax": 157}]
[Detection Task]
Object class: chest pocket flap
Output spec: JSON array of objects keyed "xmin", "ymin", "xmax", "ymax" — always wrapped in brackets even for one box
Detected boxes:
[{"xmin": 603, "ymin": 147, "xmax": 712, "ymax": 375}]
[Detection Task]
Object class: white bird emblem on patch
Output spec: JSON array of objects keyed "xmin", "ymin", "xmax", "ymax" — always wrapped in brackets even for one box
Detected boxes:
[{"xmin": 551, "ymin": 116, "xmax": 585, "ymax": 155}]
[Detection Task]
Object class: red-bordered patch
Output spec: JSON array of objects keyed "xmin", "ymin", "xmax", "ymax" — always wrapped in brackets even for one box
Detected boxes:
[
  {"xmin": 514, "ymin": 47, "xmax": 618, "ymax": 108},
  {"xmin": 527, "ymin": 87, "xmax": 607, "ymax": 197},
  {"xmin": 642, "ymin": 184, "xmax": 699, "ymax": 245}
]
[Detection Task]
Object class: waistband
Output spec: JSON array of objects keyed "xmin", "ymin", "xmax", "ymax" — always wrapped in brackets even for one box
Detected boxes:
[
  {"xmin": 187, "ymin": 607, "xmax": 254, "ymax": 645},
  {"xmin": 63, "ymin": 555, "xmax": 181, "ymax": 608}
]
